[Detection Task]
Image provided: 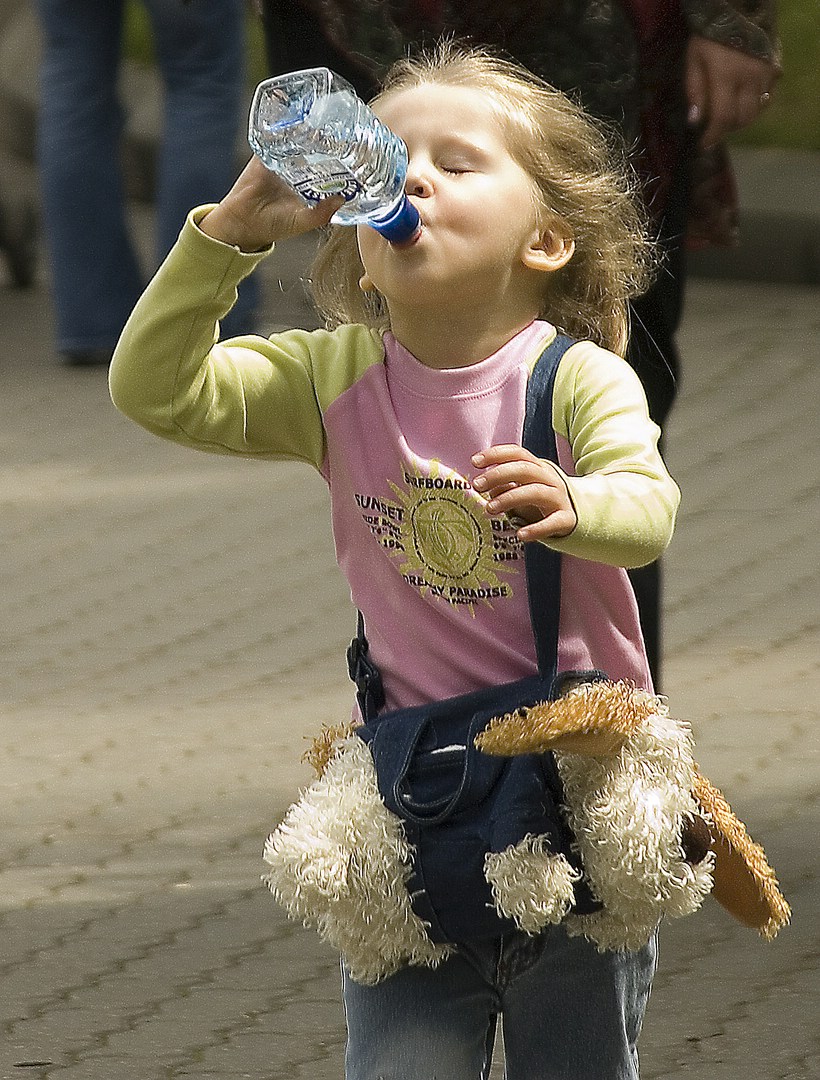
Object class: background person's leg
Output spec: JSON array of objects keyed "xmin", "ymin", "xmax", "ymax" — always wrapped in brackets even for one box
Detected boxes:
[
  {"xmin": 36, "ymin": 0, "xmax": 143, "ymax": 360},
  {"xmin": 626, "ymin": 164, "xmax": 689, "ymax": 689},
  {"xmin": 146, "ymin": 0, "xmax": 257, "ymax": 334}
]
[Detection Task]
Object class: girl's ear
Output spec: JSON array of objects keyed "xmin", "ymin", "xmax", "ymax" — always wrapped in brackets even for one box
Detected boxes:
[{"xmin": 522, "ymin": 228, "xmax": 575, "ymax": 274}]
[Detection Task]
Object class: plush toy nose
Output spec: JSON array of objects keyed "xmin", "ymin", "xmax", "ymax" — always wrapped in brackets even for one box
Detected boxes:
[{"xmin": 680, "ymin": 813, "xmax": 712, "ymax": 864}]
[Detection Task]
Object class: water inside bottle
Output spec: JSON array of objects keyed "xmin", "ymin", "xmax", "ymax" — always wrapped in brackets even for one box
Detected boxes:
[
  {"xmin": 248, "ymin": 68, "xmax": 420, "ymax": 242},
  {"xmin": 250, "ymin": 71, "xmax": 365, "ymax": 204}
]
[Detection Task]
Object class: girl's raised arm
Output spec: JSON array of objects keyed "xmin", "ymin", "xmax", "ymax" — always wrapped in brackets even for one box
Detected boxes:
[{"xmin": 109, "ymin": 163, "xmax": 346, "ymax": 467}]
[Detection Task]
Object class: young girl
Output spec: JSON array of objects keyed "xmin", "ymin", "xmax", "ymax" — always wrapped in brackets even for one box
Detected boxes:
[{"xmin": 111, "ymin": 43, "xmax": 679, "ymax": 1080}]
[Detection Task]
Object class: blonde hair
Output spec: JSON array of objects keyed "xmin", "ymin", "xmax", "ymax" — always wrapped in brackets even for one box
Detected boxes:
[{"xmin": 310, "ymin": 41, "xmax": 655, "ymax": 357}]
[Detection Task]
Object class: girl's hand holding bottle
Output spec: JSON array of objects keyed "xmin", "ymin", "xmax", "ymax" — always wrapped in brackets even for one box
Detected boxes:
[
  {"xmin": 472, "ymin": 445, "xmax": 577, "ymax": 542},
  {"xmin": 199, "ymin": 156, "xmax": 345, "ymax": 253}
]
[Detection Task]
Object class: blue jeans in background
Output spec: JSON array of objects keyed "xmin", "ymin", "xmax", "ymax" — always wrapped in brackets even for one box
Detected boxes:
[
  {"xmin": 36, "ymin": 0, "xmax": 257, "ymax": 357},
  {"xmin": 343, "ymin": 925, "xmax": 657, "ymax": 1080}
]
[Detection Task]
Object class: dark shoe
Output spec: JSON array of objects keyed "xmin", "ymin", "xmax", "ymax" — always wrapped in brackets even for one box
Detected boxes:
[
  {"xmin": 61, "ymin": 348, "xmax": 114, "ymax": 367},
  {"xmin": 0, "ymin": 200, "xmax": 38, "ymax": 289}
]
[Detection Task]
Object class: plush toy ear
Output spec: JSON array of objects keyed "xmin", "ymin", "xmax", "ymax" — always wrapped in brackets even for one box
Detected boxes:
[
  {"xmin": 476, "ymin": 679, "xmax": 791, "ymax": 941},
  {"xmin": 475, "ymin": 679, "xmax": 652, "ymax": 757},
  {"xmin": 693, "ymin": 771, "xmax": 791, "ymax": 939},
  {"xmin": 303, "ymin": 719, "xmax": 359, "ymax": 776}
]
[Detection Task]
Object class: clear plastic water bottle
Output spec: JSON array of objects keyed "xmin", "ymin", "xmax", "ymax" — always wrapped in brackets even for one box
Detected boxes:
[{"xmin": 248, "ymin": 67, "xmax": 421, "ymax": 245}]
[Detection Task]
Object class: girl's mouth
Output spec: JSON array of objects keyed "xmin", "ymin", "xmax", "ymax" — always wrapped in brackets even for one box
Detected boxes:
[{"xmin": 390, "ymin": 224, "xmax": 423, "ymax": 250}]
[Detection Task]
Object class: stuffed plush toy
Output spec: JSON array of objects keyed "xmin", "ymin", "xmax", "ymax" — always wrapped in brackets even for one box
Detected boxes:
[
  {"xmin": 263, "ymin": 678, "xmax": 790, "ymax": 983},
  {"xmin": 475, "ymin": 678, "xmax": 791, "ymax": 947},
  {"xmin": 265, "ymin": 721, "xmax": 453, "ymax": 983}
]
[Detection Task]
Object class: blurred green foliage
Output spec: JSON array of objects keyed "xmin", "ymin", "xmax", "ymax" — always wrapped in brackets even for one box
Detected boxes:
[
  {"xmin": 731, "ymin": 0, "xmax": 820, "ymax": 150},
  {"xmin": 124, "ymin": 0, "xmax": 819, "ymax": 150},
  {"xmin": 122, "ymin": 3, "xmax": 152, "ymax": 65}
]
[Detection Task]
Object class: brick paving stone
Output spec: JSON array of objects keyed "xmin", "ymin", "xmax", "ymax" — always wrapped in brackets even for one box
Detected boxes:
[{"xmin": 1, "ymin": 247, "xmax": 817, "ymax": 1080}]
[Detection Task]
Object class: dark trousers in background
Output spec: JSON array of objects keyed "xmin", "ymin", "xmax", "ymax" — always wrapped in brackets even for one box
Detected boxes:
[{"xmin": 626, "ymin": 165, "xmax": 689, "ymax": 689}]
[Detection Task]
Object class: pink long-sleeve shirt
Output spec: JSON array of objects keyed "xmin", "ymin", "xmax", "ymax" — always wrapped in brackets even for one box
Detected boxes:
[{"xmin": 110, "ymin": 210, "xmax": 681, "ymax": 709}]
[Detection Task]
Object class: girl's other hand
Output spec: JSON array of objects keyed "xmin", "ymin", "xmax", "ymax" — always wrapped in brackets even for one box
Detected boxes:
[
  {"xmin": 199, "ymin": 156, "xmax": 345, "ymax": 252},
  {"xmin": 471, "ymin": 445, "xmax": 577, "ymax": 541}
]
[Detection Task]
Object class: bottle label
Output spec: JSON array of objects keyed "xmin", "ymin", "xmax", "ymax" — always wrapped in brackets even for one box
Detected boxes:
[{"xmin": 291, "ymin": 161, "xmax": 363, "ymax": 205}]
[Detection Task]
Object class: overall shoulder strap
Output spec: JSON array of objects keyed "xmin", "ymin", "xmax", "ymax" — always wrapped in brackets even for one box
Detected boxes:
[
  {"xmin": 522, "ymin": 332, "xmax": 577, "ymax": 679},
  {"xmin": 522, "ymin": 332, "xmax": 575, "ymax": 460}
]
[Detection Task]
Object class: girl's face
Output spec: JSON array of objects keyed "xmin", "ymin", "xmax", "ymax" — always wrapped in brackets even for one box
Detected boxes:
[{"xmin": 357, "ymin": 83, "xmax": 561, "ymax": 324}]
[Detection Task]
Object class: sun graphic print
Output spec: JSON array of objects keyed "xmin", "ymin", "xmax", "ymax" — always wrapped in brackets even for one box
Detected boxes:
[{"xmin": 387, "ymin": 459, "xmax": 519, "ymax": 610}]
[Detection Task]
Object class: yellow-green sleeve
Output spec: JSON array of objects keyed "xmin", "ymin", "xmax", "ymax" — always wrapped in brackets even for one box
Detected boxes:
[
  {"xmin": 545, "ymin": 340, "xmax": 681, "ymax": 568},
  {"xmin": 109, "ymin": 207, "xmax": 382, "ymax": 470}
]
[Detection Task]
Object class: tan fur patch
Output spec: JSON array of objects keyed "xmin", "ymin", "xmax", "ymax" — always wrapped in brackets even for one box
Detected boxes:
[
  {"xmin": 476, "ymin": 680, "xmax": 654, "ymax": 757},
  {"xmin": 693, "ymin": 770, "xmax": 791, "ymax": 939}
]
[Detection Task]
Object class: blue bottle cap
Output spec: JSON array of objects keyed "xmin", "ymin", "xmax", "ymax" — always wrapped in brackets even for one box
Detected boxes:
[{"xmin": 369, "ymin": 196, "xmax": 421, "ymax": 244}]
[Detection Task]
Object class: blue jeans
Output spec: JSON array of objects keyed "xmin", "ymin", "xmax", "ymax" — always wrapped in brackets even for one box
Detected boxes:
[
  {"xmin": 35, "ymin": 0, "xmax": 257, "ymax": 352},
  {"xmin": 343, "ymin": 925, "xmax": 657, "ymax": 1080}
]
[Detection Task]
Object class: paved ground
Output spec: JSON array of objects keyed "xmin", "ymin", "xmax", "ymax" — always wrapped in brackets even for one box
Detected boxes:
[
  {"xmin": 1, "ymin": 199, "xmax": 819, "ymax": 1080},
  {"xmin": 2, "ymin": 229, "xmax": 818, "ymax": 1080},
  {"xmin": 2, "ymin": 8, "xmax": 817, "ymax": 1075}
]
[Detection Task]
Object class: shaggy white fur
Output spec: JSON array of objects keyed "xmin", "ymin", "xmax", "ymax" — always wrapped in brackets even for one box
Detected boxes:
[
  {"xmin": 264, "ymin": 689, "xmax": 719, "ymax": 976},
  {"xmin": 484, "ymin": 835, "xmax": 580, "ymax": 934},
  {"xmin": 262, "ymin": 735, "xmax": 451, "ymax": 985},
  {"xmin": 557, "ymin": 699, "xmax": 715, "ymax": 951}
]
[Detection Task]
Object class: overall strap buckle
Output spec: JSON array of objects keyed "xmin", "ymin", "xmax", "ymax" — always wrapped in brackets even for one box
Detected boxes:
[{"xmin": 346, "ymin": 612, "xmax": 386, "ymax": 722}]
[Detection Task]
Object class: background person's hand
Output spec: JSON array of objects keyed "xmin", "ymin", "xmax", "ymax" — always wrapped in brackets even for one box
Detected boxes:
[
  {"xmin": 471, "ymin": 445, "xmax": 577, "ymax": 542},
  {"xmin": 199, "ymin": 156, "xmax": 345, "ymax": 252},
  {"xmin": 685, "ymin": 35, "xmax": 779, "ymax": 149}
]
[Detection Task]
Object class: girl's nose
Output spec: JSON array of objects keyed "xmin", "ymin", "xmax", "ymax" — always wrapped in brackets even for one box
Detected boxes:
[{"xmin": 405, "ymin": 163, "xmax": 432, "ymax": 197}]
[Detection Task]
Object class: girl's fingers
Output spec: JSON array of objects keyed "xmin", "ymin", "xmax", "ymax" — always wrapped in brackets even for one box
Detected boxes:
[
  {"xmin": 471, "ymin": 447, "xmax": 575, "ymax": 537},
  {"xmin": 516, "ymin": 510, "xmax": 578, "ymax": 541},
  {"xmin": 472, "ymin": 444, "xmax": 538, "ymax": 468},
  {"xmin": 473, "ymin": 458, "xmax": 560, "ymax": 496},
  {"xmin": 484, "ymin": 482, "xmax": 554, "ymax": 511},
  {"xmin": 481, "ymin": 481, "xmax": 519, "ymax": 500}
]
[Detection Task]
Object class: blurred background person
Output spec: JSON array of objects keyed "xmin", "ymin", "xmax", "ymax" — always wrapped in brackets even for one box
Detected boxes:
[
  {"xmin": 35, "ymin": 0, "xmax": 258, "ymax": 368},
  {"xmin": 0, "ymin": 180, "xmax": 37, "ymax": 288},
  {"xmin": 255, "ymin": 0, "xmax": 780, "ymax": 686}
]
